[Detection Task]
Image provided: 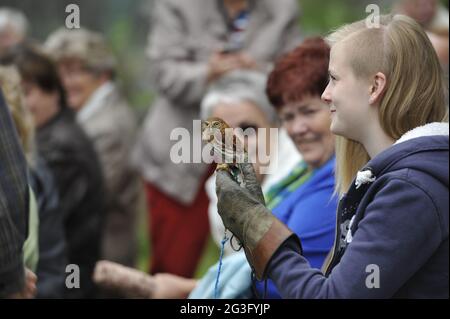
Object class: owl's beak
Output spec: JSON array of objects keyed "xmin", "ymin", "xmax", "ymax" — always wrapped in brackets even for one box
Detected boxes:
[{"xmin": 202, "ymin": 129, "xmax": 214, "ymax": 143}]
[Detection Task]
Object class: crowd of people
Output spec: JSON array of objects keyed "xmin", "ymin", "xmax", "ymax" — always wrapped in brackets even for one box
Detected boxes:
[{"xmin": 0, "ymin": 0, "xmax": 448, "ymax": 299}]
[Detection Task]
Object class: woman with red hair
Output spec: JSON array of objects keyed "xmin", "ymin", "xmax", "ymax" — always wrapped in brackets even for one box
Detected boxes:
[{"xmin": 249, "ymin": 37, "xmax": 336, "ymax": 298}]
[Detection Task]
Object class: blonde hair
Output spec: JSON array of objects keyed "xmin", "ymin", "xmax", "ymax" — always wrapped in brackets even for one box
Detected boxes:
[
  {"xmin": 0, "ymin": 65, "xmax": 35, "ymax": 161},
  {"xmin": 326, "ymin": 14, "xmax": 448, "ymax": 195}
]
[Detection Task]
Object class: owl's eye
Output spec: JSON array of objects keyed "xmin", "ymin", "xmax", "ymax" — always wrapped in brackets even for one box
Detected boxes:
[{"xmin": 213, "ymin": 122, "xmax": 220, "ymax": 128}]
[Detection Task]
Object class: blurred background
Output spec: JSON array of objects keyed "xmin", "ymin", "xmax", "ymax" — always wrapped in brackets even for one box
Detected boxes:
[{"xmin": 2, "ymin": 0, "xmax": 423, "ymax": 117}]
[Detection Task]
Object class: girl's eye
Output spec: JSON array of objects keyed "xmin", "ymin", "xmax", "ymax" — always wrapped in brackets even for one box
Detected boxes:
[{"xmin": 329, "ymin": 74, "xmax": 338, "ymax": 83}]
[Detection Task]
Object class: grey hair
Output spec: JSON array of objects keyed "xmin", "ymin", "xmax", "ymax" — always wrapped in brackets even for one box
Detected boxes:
[
  {"xmin": 0, "ymin": 8, "xmax": 28, "ymax": 37},
  {"xmin": 44, "ymin": 27, "xmax": 116, "ymax": 74},
  {"xmin": 200, "ymin": 70, "xmax": 277, "ymax": 123}
]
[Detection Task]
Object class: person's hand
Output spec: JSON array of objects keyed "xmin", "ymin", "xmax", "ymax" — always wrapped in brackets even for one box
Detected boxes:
[
  {"xmin": 216, "ymin": 163, "xmax": 272, "ymax": 250},
  {"xmin": 234, "ymin": 52, "xmax": 259, "ymax": 70},
  {"xmin": 93, "ymin": 260, "xmax": 156, "ymax": 298},
  {"xmin": 7, "ymin": 268, "xmax": 37, "ymax": 299},
  {"xmin": 239, "ymin": 162, "xmax": 265, "ymax": 205},
  {"xmin": 207, "ymin": 52, "xmax": 241, "ymax": 82},
  {"xmin": 151, "ymin": 273, "xmax": 198, "ymax": 299},
  {"xmin": 207, "ymin": 52, "xmax": 258, "ymax": 83},
  {"xmin": 216, "ymin": 162, "xmax": 297, "ymax": 280}
]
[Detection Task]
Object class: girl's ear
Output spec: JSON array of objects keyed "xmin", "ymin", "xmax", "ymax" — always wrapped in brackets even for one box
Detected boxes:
[{"xmin": 369, "ymin": 72, "xmax": 387, "ymax": 105}]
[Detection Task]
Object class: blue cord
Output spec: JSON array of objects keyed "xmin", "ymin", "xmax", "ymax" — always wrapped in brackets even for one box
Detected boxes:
[{"xmin": 214, "ymin": 231, "xmax": 229, "ymax": 299}]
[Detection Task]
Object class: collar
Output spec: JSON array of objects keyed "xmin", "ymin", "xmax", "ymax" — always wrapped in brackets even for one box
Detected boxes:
[
  {"xmin": 394, "ymin": 122, "xmax": 449, "ymax": 145},
  {"xmin": 77, "ymin": 81, "xmax": 115, "ymax": 123}
]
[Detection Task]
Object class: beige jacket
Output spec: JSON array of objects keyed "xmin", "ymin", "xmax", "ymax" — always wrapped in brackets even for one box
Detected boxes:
[
  {"xmin": 78, "ymin": 82, "xmax": 139, "ymax": 266},
  {"xmin": 132, "ymin": 0, "xmax": 302, "ymax": 204}
]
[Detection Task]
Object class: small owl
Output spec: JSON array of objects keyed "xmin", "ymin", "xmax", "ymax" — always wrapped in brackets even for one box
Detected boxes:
[{"xmin": 201, "ymin": 117, "xmax": 247, "ymax": 186}]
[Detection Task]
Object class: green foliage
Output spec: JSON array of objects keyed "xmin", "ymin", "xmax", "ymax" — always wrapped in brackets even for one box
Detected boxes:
[{"xmin": 299, "ymin": 0, "xmax": 390, "ymax": 36}]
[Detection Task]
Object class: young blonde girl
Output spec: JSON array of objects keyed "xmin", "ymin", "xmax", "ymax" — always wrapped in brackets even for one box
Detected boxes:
[{"xmin": 215, "ymin": 14, "xmax": 448, "ymax": 298}]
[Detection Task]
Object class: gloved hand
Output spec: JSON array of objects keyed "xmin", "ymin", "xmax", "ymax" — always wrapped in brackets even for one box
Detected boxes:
[
  {"xmin": 216, "ymin": 163, "xmax": 299, "ymax": 280},
  {"xmin": 216, "ymin": 163, "xmax": 270, "ymax": 250}
]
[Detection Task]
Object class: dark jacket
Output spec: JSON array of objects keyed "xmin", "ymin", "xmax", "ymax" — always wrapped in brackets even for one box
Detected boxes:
[
  {"xmin": 268, "ymin": 123, "xmax": 449, "ymax": 298},
  {"xmin": 0, "ymin": 89, "xmax": 29, "ymax": 297},
  {"xmin": 29, "ymin": 157, "xmax": 67, "ymax": 298},
  {"xmin": 36, "ymin": 107, "xmax": 105, "ymax": 298}
]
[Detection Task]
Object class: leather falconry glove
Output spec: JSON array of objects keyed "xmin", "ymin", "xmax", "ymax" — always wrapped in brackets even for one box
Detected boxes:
[{"xmin": 216, "ymin": 162, "xmax": 300, "ymax": 280}]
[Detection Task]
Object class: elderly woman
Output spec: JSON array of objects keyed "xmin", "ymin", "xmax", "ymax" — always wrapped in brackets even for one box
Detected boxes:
[
  {"xmin": 44, "ymin": 28, "xmax": 139, "ymax": 269},
  {"xmin": 256, "ymin": 37, "xmax": 337, "ymax": 298},
  {"xmin": 200, "ymin": 70, "xmax": 301, "ymax": 256},
  {"xmin": 0, "ymin": 8, "xmax": 28, "ymax": 61}
]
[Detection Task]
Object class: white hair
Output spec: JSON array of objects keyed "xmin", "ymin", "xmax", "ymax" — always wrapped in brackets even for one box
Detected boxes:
[
  {"xmin": 200, "ymin": 70, "xmax": 277, "ymax": 123},
  {"xmin": 0, "ymin": 8, "xmax": 28, "ymax": 37}
]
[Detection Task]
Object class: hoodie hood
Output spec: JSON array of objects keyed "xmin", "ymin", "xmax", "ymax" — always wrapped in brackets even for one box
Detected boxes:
[{"xmin": 361, "ymin": 122, "xmax": 449, "ymax": 188}]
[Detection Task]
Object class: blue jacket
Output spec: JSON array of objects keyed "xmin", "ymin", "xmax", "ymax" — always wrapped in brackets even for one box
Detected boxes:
[
  {"xmin": 268, "ymin": 123, "xmax": 449, "ymax": 298},
  {"xmin": 255, "ymin": 157, "xmax": 337, "ymax": 298}
]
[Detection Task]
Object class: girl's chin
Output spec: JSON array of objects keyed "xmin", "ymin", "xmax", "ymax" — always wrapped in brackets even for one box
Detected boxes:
[{"xmin": 330, "ymin": 121, "xmax": 341, "ymax": 135}]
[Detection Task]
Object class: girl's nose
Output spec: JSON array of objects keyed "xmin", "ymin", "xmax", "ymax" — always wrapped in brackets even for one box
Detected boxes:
[{"xmin": 321, "ymin": 83, "xmax": 332, "ymax": 105}]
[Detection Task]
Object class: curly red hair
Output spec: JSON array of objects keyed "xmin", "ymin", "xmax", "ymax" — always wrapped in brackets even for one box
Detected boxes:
[{"xmin": 266, "ymin": 37, "xmax": 330, "ymax": 109}]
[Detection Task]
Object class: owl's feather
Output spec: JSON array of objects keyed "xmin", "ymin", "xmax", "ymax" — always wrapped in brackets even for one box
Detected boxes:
[{"xmin": 201, "ymin": 117, "xmax": 248, "ymax": 187}]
